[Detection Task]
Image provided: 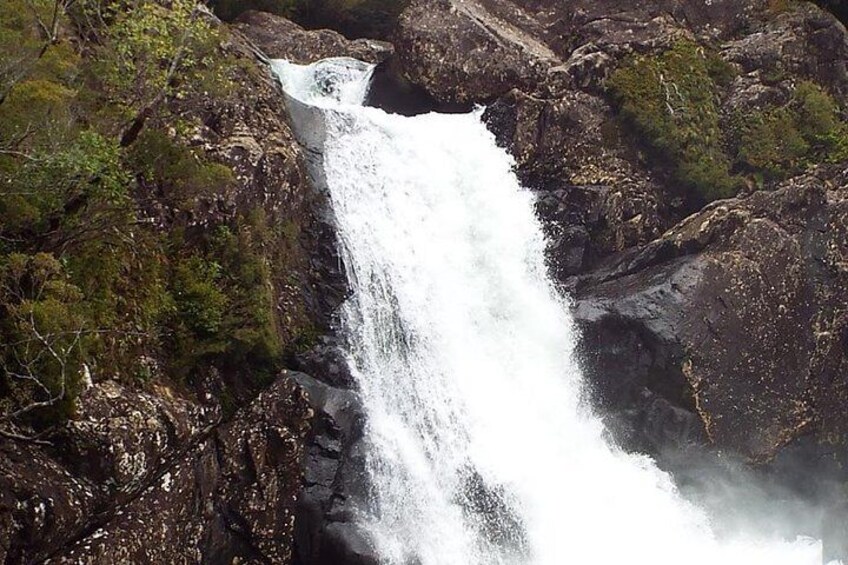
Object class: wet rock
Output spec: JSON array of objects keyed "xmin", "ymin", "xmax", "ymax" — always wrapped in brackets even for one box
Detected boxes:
[
  {"xmin": 294, "ymin": 336, "xmax": 356, "ymax": 389},
  {"xmin": 233, "ymin": 10, "xmax": 393, "ymax": 64},
  {"xmin": 288, "ymin": 372, "xmax": 374, "ymax": 565},
  {"xmin": 721, "ymin": 3, "xmax": 848, "ymax": 101},
  {"xmin": 310, "ymin": 521, "xmax": 378, "ymax": 565},
  {"xmin": 365, "ymin": 57, "xmax": 461, "ymax": 116},
  {"xmin": 457, "ymin": 468, "xmax": 527, "ymax": 554}
]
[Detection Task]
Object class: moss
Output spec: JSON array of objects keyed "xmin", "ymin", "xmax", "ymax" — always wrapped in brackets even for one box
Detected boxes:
[
  {"xmin": 737, "ymin": 107, "xmax": 809, "ymax": 178},
  {"xmin": 735, "ymin": 81, "xmax": 848, "ymax": 178},
  {"xmin": 607, "ymin": 39, "xmax": 742, "ymax": 202},
  {"xmin": 610, "ymin": 40, "xmax": 848, "ymax": 195},
  {"xmin": 163, "ymin": 208, "xmax": 304, "ymax": 384}
]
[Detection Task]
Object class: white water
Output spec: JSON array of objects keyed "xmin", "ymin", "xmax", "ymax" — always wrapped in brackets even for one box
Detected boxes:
[{"xmin": 273, "ymin": 58, "xmax": 825, "ymax": 565}]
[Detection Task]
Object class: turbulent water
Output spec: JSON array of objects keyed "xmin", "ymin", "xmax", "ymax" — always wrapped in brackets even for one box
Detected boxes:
[{"xmin": 273, "ymin": 58, "xmax": 826, "ymax": 565}]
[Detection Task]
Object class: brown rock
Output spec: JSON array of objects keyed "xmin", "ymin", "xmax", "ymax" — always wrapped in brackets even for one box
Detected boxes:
[{"xmin": 233, "ymin": 10, "xmax": 393, "ymax": 64}]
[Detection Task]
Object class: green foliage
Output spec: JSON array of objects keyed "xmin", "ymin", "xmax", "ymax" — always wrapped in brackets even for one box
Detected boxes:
[
  {"xmin": 128, "ymin": 129, "xmax": 234, "ymax": 209},
  {"xmin": 608, "ymin": 40, "xmax": 742, "ymax": 202},
  {"xmin": 166, "ymin": 210, "xmax": 286, "ymax": 379},
  {"xmin": 0, "ymin": 0, "xmax": 309, "ymax": 429},
  {"xmin": 609, "ymin": 40, "xmax": 848, "ymax": 198},
  {"xmin": 1, "ymin": 131, "xmax": 130, "ymax": 235},
  {"xmin": 0, "ymin": 253, "xmax": 88, "ymax": 425},
  {"xmin": 93, "ymin": 0, "xmax": 224, "ymax": 118},
  {"xmin": 736, "ymin": 81, "xmax": 848, "ymax": 179},
  {"xmin": 173, "ymin": 255, "xmax": 229, "ymax": 346}
]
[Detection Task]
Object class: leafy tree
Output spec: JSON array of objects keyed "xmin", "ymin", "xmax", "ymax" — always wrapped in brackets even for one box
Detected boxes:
[
  {"xmin": 76, "ymin": 0, "xmax": 228, "ymax": 145},
  {"xmin": 0, "ymin": 253, "xmax": 88, "ymax": 438}
]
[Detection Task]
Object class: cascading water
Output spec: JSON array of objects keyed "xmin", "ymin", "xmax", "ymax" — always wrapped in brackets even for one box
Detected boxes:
[{"xmin": 273, "ymin": 58, "xmax": 827, "ymax": 565}]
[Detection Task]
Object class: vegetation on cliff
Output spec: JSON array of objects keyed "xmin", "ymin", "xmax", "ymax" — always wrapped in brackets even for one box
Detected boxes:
[
  {"xmin": 607, "ymin": 40, "xmax": 741, "ymax": 202},
  {"xmin": 0, "ymin": 0, "xmax": 309, "ymax": 437},
  {"xmin": 608, "ymin": 39, "xmax": 848, "ymax": 201}
]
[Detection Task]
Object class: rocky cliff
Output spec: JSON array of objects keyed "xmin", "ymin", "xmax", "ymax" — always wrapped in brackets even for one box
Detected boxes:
[{"xmin": 0, "ymin": 7, "xmax": 357, "ymax": 563}]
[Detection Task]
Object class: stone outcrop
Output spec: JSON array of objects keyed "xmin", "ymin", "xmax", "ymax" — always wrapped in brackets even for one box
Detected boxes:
[
  {"xmin": 233, "ymin": 10, "xmax": 393, "ymax": 65},
  {"xmin": 1, "ymin": 375, "xmax": 310, "ymax": 563},
  {"xmin": 573, "ymin": 167, "xmax": 848, "ymax": 465}
]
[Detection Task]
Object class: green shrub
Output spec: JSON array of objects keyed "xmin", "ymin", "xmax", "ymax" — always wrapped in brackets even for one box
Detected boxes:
[
  {"xmin": 164, "ymin": 211, "xmax": 294, "ymax": 382},
  {"xmin": 128, "ymin": 129, "xmax": 234, "ymax": 209},
  {"xmin": 735, "ymin": 81, "xmax": 848, "ymax": 179},
  {"xmin": 0, "ymin": 0, "xmax": 311, "ymax": 428},
  {"xmin": 607, "ymin": 40, "xmax": 742, "ymax": 202},
  {"xmin": 0, "ymin": 253, "xmax": 88, "ymax": 426}
]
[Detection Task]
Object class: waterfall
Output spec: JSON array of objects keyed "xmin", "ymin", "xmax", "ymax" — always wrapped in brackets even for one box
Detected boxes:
[{"xmin": 273, "ymin": 58, "xmax": 825, "ymax": 565}]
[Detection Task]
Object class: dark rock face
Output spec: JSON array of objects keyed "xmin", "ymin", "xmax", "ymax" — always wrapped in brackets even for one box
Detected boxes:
[
  {"xmin": 574, "ymin": 168, "xmax": 848, "ymax": 465},
  {"xmin": 294, "ymin": 336, "xmax": 356, "ymax": 390},
  {"xmin": 288, "ymin": 372, "xmax": 376, "ymax": 565}
]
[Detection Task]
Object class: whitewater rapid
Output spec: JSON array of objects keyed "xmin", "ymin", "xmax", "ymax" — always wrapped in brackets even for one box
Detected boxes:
[{"xmin": 273, "ymin": 58, "xmax": 825, "ymax": 565}]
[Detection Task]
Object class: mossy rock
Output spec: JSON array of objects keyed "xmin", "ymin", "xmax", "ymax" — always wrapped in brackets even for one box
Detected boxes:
[
  {"xmin": 735, "ymin": 81, "xmax": 848, "ymax": 181},
  {"xmin": 607, "ymin": 39, "xmax": 742, "ymax": 203}
]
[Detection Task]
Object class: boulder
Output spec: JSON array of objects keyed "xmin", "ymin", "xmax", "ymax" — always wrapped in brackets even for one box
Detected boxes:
[
  {"xmin": 293, "ymin": 336, "xmax": 356, "ymax": 389},
  {"xmin": 40, "ymin": 375, "xmax": 312, "ymax": 564},
  {"xmin": 394, "ymin": 0, "xmax": 560, "ymax": 105},
  {"xmin": 233, "ymin": 10, "xmax": 393, "ymax": 64},
  {"xmin": 573, "ymin": 167, "xmax": 848, "ymax": 466},
  {"xmin": 0, "ymin": 375, "xmax": 312, "ymax": 563}
]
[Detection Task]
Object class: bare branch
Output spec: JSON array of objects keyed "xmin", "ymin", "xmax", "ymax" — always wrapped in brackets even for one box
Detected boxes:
[
  {"xmin": 0, "ymin": 425, "xmax": 53, "ymax": 445},
  {"xmin": 0, "ymin": 312, "xmax": 82, "ymax": 423},
  {"xmin": 0, "ymin": 150, "xmax": 41, "ymax": 162}
]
